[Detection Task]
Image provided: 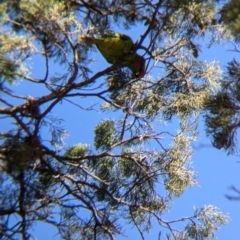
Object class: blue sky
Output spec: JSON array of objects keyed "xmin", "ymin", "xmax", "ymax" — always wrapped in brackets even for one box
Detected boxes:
[{"xmin": 2, "ymin": 26, "xmax": 240, "ymax": 239}]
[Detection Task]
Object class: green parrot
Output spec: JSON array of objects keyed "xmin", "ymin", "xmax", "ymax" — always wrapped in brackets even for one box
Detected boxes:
[{"xmin": 80, "ymin": 32, "xmax": 145, "ymax": 78}]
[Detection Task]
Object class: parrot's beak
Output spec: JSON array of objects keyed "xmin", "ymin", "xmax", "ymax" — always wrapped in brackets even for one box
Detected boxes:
[{"xmin": 134, "ymin": 71, "xmax": 145, "ymax": 78}]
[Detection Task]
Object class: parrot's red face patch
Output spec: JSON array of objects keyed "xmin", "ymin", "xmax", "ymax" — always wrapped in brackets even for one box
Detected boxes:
[
  {"xmin": 135, "ymin": 61, "xmax": 145, "ymax": 77},
  {"xmin": 135, "ymin": 61, "xmax": 141, "ymax": 69},
  {"xmin": 138, "ymin": 71, "xmax": 145, "ymax": 77}
]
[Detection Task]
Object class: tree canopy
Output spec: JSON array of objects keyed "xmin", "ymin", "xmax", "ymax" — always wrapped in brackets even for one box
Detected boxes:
[
  {"xmin": 0, "ymin": 0, "xmax": 234, "ymax": 239},
  {"xmin": 203, "ymin": 0, "xmax": 240, "ymax": 155}
]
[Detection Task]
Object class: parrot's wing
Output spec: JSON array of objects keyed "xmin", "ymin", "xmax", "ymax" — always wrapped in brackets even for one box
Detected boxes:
[
  {"xmin": 115, "ymin": 33, "xmax": 134, "ymax": 52},
  {"xmin": 116, "ymin": 33, "xmax": 133, "ymax": 42},
  {"xmin": 101, "ymin": 32, "xmax": 132, "ymax": 41},
  {"xmin": 100, "ymin": 32, "xmax": 134, "ymax": 53},
  {"xmin": 80, "ymin": 32, "xmax": 138, "ymax": 66},
  {"xmin": 96, "ymin": 33, "xmax": 135, "ymax": 63}
]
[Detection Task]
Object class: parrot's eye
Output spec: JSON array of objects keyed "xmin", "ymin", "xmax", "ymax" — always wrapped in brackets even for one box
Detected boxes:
[{"xmin": 134, "ymin": 61, "xmax": 144, "ymax": 77}]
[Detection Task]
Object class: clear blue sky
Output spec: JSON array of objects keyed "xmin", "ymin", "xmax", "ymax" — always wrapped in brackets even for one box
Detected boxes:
[{"xmin": 2, "ymin": 28, "xmax": 240, "ymax": 239}]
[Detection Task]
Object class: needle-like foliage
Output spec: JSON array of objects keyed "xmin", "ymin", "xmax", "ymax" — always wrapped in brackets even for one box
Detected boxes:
[{"xmin": 0, "ymin": 0, "xmax": 228, "ymax": 239}]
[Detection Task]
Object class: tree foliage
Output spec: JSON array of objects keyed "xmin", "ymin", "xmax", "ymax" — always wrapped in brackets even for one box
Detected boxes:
[
  {"xmin": 204, "ymin": 58, "xmax": 240, "ymax": 155},
  {"xmin": 220, "ymin": 0, "xmax": 240, "ymax": 40},
  {"xmin": 0, "ymin": 0, "xmax": 229, "ymax": 239},
  {"xmin": 203, "ymin": 0, "xmax": 240, "ymax": 155}
]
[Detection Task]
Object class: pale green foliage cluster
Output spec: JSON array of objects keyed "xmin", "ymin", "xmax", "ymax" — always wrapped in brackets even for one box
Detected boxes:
[
  {"xmin": 163, "ymin": 133, "xmax": 195, "ymax": 197},
  {"xmin": 171, "ymin": 205, "xmax": 229, "ymax": 240},
  {"xmin": 0, "ymin": 0, "xmax": 230, "ymax": 239}
]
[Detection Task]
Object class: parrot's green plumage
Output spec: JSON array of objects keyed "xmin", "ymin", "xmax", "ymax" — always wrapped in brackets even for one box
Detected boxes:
[{"xmin": 80, "ymin": 33, "xmax": 145, "ymax": 78}]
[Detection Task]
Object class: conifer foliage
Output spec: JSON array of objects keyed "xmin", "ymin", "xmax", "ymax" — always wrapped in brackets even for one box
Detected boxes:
[{"xmin": 0, "ymin": 1, "xmax": 228, "ymax": 239}]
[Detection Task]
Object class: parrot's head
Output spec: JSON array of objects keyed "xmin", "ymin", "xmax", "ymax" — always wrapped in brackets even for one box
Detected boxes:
[{"xmin": 129, "ymin": 54, "xmax": 145, "ymax": 78}]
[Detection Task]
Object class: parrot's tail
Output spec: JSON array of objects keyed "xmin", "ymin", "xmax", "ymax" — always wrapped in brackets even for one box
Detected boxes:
[{"xmin": 78, "ymin": 36, "xmax": 98, "ymax": 45}]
